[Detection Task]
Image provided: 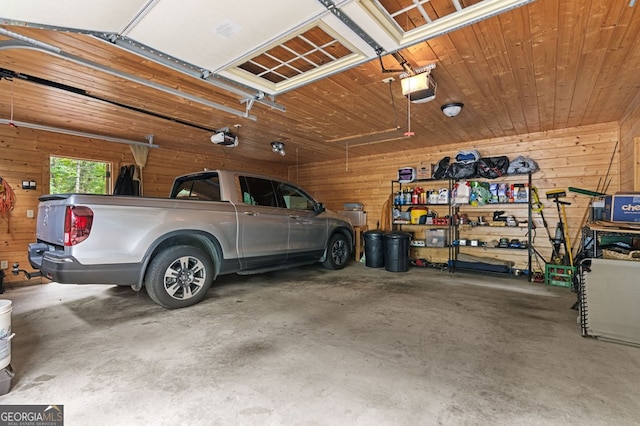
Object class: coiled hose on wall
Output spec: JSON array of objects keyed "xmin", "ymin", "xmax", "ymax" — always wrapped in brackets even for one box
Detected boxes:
[{"xmin": 0, "ymin": 178, "xmax": 16, "ymax": 233}]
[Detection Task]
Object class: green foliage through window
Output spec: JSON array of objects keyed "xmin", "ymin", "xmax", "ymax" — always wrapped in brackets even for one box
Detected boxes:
[{"xmin": 50, "ymin": 156, "xmax": 110, "ymax": 194}]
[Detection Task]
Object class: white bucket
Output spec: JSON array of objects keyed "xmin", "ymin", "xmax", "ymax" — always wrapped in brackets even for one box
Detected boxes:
[{"xmin": 0, "ymin": 300, "xmax": 14, "ymax": 370}]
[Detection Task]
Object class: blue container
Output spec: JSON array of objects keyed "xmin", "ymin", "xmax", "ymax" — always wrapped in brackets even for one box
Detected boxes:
[{"xmin": 603, "ymin": 193, "xmax": 640, "ymax": 223}]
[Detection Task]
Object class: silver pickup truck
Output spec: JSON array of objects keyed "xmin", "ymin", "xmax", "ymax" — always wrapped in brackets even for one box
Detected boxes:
[{"xmin": 27, "ymin": 170, "xmax": 353, "ymax": 309}]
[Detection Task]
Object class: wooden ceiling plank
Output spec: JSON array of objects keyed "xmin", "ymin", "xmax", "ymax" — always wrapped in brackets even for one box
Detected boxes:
[
  {"xmin": 553, "ymin": 0, "xmax": 591, "ymax": 130},
  {"xmin": 2, "ymin": 0, "xmax": 640, "ymax": 166},
  {"xmin": 498, "ymin": 5, "xmax": 541, "ymax": 133},
  {"xmin": 566, "ymin": 1, "xmax": 625, "ymax": 128},
  {"xmin": 473, "ymin": 15, "xmax": 530, "ymax": 135},
  {"xmin": 451, "ymin": 22, "xmax": 520, "ymax": 137},
  {"xmin": 581, "ymin": 5, "xmax": 640, "ymax": 124},
  {"xmin": 528, "ymin": 0, "xmax": 559, "ymax": 133}
]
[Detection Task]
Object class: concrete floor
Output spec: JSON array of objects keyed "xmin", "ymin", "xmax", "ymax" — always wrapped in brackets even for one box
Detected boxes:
[{"xmin": 1, "ymin": 262, "xmax": 639, "ymax": 425}]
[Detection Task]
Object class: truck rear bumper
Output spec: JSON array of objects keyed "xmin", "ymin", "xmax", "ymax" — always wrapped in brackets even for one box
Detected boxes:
[{"xmin": 31, "ymin": 245, "xmax": 141, "ymax": 286}]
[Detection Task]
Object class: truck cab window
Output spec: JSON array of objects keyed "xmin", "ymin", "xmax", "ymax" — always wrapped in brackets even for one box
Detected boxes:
[
  {"xmin": 172, "ymin": 174, "xmax": 221, "ymax": 201},
  {"xmin": 240, "ymin": 177, "xmax": 278, "ymax": 207}
]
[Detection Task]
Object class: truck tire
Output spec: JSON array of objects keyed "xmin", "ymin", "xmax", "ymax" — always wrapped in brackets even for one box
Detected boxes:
[
  {"xmin": 145, "ymin": 245, "xmax": 214, "ymax": 309},
  {"xmin": 322, "ymin": 233, "xmax": 351, "ymax": 270}
]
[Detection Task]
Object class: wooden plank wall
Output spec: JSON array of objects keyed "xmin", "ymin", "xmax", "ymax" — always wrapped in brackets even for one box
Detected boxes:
[
  {"xmin": 292, "ymin": 122, "xmax": 621, "ymax": 273},
  {"xmin": 619, "ymin": 97, "xmax": 640, "ymax": 191},
  {"xmin": 0, "ymin": 125, "xmax": 285, "ymax": 286},
  {"xmin": 0, "ymin": 121, "xmax": 625, "ymax": 285}
]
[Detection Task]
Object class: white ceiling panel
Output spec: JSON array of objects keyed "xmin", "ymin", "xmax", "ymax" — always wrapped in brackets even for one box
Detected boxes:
[
  {"xmin": 0, "ymin": 0, "xmax": 150, "ymax": 32},
  {"xmin": 0, "ymin": 0, "xmax": 536, "ymax": 96},
  {"xmin": 125, "ymin": 0, "xmax": 329, "ymax": 72}
]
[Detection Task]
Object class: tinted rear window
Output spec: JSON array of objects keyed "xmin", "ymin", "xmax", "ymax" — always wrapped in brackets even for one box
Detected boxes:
[{"xmin": 171, "ymin": 174, "xmax": 221, "ymax": 201}]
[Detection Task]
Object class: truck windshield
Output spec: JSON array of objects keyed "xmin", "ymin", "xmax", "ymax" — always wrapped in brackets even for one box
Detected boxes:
[{"xmin": 171, "ymin": 174, "xmax": 221, "ymax": 201}]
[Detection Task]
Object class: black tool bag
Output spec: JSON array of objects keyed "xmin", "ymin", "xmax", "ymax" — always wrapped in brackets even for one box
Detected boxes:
[
  {"xmin": 447, "ymin": 161, "xmax": 477, "ymax": 179},
  {"xmin": 477, "ymin": 156, "xmax": 509, "ymax": 179}
]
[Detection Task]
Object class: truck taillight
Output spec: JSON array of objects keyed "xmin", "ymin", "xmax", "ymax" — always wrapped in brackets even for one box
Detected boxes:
[{"xmin": 64, "ymin": 206, "xmax": 94, "ymax": 246}]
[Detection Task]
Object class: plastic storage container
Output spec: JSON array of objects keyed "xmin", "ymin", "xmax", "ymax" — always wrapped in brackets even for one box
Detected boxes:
[
  {"xmin": 363, "ymin": 230, "xmax": 385, "ymax": 268},
  {"xmin": 545, "ymin": 264, "xmax": 575, "ymax": 288},
  {"xmin": 0, "ymin": 365, "xmax": 13, "ymax": 396},
  {"xmin": 339, "ymin": 210, "xmax": 367, "ymax": 226},
  {"xmin": 383, "ymin": 231, "xmax": 411, "ymax": 272},
  {"xmin": 410, "ymin": 208, "xmax": 428, "ymax": 224},
  {"xmin": 425, "ymin": 229, "xmax": 447, "ymax": 247}
]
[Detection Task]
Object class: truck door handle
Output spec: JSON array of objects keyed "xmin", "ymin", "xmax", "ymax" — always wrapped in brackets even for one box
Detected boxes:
[
  {"xmin": 243, "ymin": 211, "xmax": 258, "ymax": 216},
  {"xmin": 288, "ymin": 215, "xmax": 300, "ymax": 219}
]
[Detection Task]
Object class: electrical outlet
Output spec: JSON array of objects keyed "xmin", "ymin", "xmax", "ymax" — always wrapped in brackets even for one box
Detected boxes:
[
  {"xmin": 0, "ymin": 261, "xmax": 8, "ymax": 270},
  {"xmin": 27, "ymin": 209, "xmax": 34, "ymax": 218}
]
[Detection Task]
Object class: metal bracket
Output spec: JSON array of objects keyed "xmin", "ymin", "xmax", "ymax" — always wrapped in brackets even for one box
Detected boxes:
[
  {"xmin": 242, "ymin": 98, "xmax": 255, "ymax": 117},
  {"xmin": 399, "ymin": 63, "xmax": 436, "ymax": 80},
  {"xmin": 318, "ymin": 0, "xmax": 384, "ymax": 54}
]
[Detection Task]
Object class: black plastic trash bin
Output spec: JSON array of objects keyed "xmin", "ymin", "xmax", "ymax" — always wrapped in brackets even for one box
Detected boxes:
[
  {"xmin": 383, "ymin": 231, "xmax": 411, "ymax": 272},
  {"xmin": 363, "ymin": 230, "xmax": 385, "ymax": 268}
]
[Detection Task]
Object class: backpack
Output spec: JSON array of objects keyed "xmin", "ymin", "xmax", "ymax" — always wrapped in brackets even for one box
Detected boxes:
[{"xmin": 432, "ymin": 156, "xmax": 451, "ymax": 180}]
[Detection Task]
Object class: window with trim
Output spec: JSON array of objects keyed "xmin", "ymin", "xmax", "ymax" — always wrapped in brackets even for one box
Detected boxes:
[{"xmin": 49, "ymin": 156, "xmax": 111, "ymax": 194}]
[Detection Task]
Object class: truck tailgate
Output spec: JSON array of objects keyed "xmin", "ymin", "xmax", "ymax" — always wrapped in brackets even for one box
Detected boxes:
[{"xmin": 36, "ymin": 195, "xmax": 71, "ymax": 246}]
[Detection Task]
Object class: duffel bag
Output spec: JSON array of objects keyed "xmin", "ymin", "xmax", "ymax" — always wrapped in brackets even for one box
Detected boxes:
[{"xmin": 477, "ymin": 156, "xmax": 509, "ymax": 179}]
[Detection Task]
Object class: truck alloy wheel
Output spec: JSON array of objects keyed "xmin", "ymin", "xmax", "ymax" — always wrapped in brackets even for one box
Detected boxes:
[{"xmin": 145, "ymin": 245, "xmax": 214, "ymax": 309}]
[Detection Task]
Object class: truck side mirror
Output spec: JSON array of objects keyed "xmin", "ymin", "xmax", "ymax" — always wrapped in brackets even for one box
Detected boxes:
[{"xmin": 313, "ymin": 203, "xmax": 325, "ymax": 214}]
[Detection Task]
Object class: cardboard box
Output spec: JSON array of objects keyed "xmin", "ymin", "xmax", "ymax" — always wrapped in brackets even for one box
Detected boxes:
[
  {"xmin": 425, "ymin": 229, "xmax": 447, "ymax": 247},
  {"xmin": 603, "ymin": 193, "xmax": 640, "ymax": 223},
  {"xmin": 511, "ymin": 183, "xmax": 529, "ymax": 203},
  {"xmin": 416, "ymin": 165, "xmax": 432, "ymax": 180}
]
